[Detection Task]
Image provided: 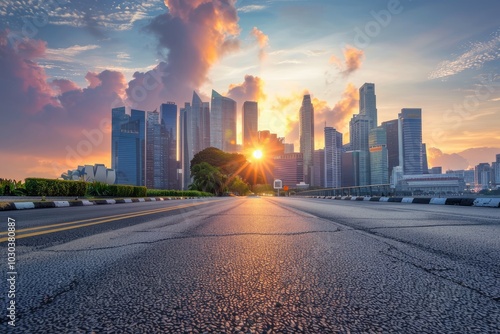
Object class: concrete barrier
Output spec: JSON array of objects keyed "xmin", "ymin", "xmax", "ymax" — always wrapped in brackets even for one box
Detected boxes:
[
  {"xmin": 379, "ymin": 197, "xmax": 390, "ymax": 202},
  {"xmin": 412, "ymin": 198, "xmax": 431, "ymax": 204},
  {"xmin": 14, "ymin": 202, "xmax": 35, "ymax": 210},
  {"xmin": 473, "ymin": 198, "xmax": 500, "ymax": 207},
  {"xmin": 430, "ymin": 198, "xmax": 447, "ymax": 205},
  {"xmin": 402, "ymin": 197, "xmax": 414, "ymax": 203},
  {"xmin": 388, "ymin": 197, "xmax": 403, "ymax": 202},
  {"xmin": 53, "ymin": 201, "xmax": 70, "ymax": 207},
  {"xmin": 363, "ymin": 196, "xmax": 372, "ymax": 201}
]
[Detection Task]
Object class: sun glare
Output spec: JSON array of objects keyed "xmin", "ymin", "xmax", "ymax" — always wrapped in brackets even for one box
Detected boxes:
[{"xmin": 253, "ymin": 149, "xmax": 263, "ymax": 159}]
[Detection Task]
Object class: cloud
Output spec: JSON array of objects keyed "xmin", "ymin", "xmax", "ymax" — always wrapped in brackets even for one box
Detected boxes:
[
  {"xmin": 44, "ymin": 44, "xmax": 100, "ymax": 62},
  {"xmin": 250, "ymin": 27, "xmax": 269, "ymax": 61},
  {"xmin": 227, "ymin": 75, "xmax": 266, "ymax": 106},
  {"xmin": 427, "ymin": 147, "xmax": 469, "ymax": 170},
  {"xmin": 0, "ymin": 31, "xmax": 126, "ymax": 178},
  {"xmin": 238, "ymin": 5, "xmax": 266, "ymax": 13},
  {"xmin": 429, "ymin": 29, "xmax": 500, "ymax": 79},
  {"xmin": 329, "ymin": 46, "xmax": 364, "ymax": 76},
  {"xmin": 130, "ymin": 0, "xmax": 241, "ymax": 108}
]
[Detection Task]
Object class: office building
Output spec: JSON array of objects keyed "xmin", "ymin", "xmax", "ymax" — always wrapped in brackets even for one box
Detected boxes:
[
  {"xmin": 299, "ymin": 94, "xmax": 314, "ymax": 184},
  {"xmin": 242, "ymin": 101, "xmax": 258, "ymax": 149},
  {"xmin": 475, "ymin": 163, "xmax": 491, "ymax": 190},
  {"xmin": 359, "ymin": 83, "xmax": 377, "ymax": 129},
  {"xmin": 180, "ymin": 103, "xmax": 193, "ymax": 189},
  {"xmin": 211, "ymin": 90, "xmax": 237, "ymax": 152},
  {"xmin": 146, "ymin": 110, "xmax": 164, "ymax": 189},
  {"xmin": 369, "ymin": 126, "xmax": 388, "ymax": 185},
  {"xmin": 284, "ymin": 143, "xmax": 295, "ymax": 154},
  {"xmin": 324, "ymin": 127, "xmax": 342, "ymax": 188},
  {"xmin": 381, "ymin": 119, "xmax": 399, "ymax": 178},
  {"xmin": 398, "ymin": 108, "xmax": 423, "ymax": 175},
  {"xmin": 160, "ymin": 102, "xmax": 179, "ymax": 189},
  {"xmin": 111, "ymin": 107, "xmax": 146, "ymax": 186},
  {"xmin": 312, "ymin": 149, "xmax": 325, "ymax": 188},
  {"xmin": 273, "ymin": 153, "xmax": 304, "ymax": 188},
  {"xmin": 342, "ymin": 151, "xmax": 360, "ymax": 187},
  {"xmin": 349, "ymin": 114, "xmax": 371, "ymax": 185},
  {"xmin": 422, "ymin": 143, "xmax": 429, "ymax": 174},
  {"xmin": 191, "ymin": 92, "xmax": 211, "ymax": 153}
]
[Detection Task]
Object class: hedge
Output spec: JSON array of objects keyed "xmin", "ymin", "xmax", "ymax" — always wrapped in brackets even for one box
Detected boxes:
[{"xmin": 25, "ymin": 178, "xmax": 87, "ymax": 196}]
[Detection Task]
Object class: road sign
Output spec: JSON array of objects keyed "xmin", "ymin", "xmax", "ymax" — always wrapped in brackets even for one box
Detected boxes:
[
  {"xmin": 283, "ymin": 186, "xmax": 289, "ymax": 192},
  {"xmin": 273, "ymin": 179, "xmax": 282, "ymax": 189}
]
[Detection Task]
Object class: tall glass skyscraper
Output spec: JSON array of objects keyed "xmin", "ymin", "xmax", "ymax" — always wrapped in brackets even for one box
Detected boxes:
[
  {"xmin": 211, "ymin": 90, "xmax": 237, "ymax": 152},
  {"xmin": 146, "ymin": 111, "xmax": 163, "ymax": 189},
  {"xmin": 180, "ymin": 102, "xmax": 193, "ymax": 190},
  {"xmin": 381, "ymin": 119, "xmax": 399, "ymax": 180},
  {"xmin": 242, "ymin": 101, "xmax": 258, "ymax": 150},
  {"xmin": 299, "ymin": 94, "xmax": 314, "ymax": 184},
  {"xmin": 369, "ymin": 126, "xmax": 388, "ymax": 185},
  {"xmin": 191, "ymin": 92, "xmax": 210, "ymax": 153},
  {"xmin": 160, "ymin": 102, "xmax": 179, "ymax": 190},
  {"xmin": 324, "ymin": 127, "xmax": 343, "ymax": 188},
  {"xmin": 398, "ymin": 108, "xmax": 423, "ymax": 175},
  {"xmin": 349, "ymin": 114, "xmax": 371, "ymax": 185},
  {"xmin": 111, "ymin": 107, "xmax": 146, "ymax": 186},
  {"xmin": 359, "ymin": 83, "xmax": 377, "ymax": 130}
]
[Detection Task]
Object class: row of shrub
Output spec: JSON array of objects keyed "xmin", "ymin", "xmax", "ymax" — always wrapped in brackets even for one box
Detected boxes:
[
  {"xmin": 146, "ymin": 189, "xmax": 212, "ymax": 197},
  {"xmin": 16, "ymin": 178, "xmax": 210, "ymax": 198},
  {"xmin": 0, "ymin": 179, "xmax": 27, "ymax": 196}
]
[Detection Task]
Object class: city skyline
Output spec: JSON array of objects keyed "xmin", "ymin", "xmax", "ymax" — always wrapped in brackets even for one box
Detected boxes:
[{"xmin": 1, "ymin": 0, "xmax": 500, "ymax": 180}]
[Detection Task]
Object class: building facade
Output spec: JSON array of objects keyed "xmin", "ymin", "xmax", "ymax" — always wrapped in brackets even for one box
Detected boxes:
[
  {"xmin": 312, "ymin": 149, "xmax": 325, "ymax": 188},
  {"xmin": 111, "ymin": 107, "xmax": 145, "ymax": 186},
  {"xmin": 324, "ymin": 127, "xmax": 342, "ymax": 188},
  {"xmin": 398, "ymin": 108, "xmax": 423, "ymax": 175},
  {"xmin": 369, "ymin": 126, "xmax": 388, "ymax": 185},
  {"xmin": 242, "ymin": 101, "xmax": 258, "ymax": 150},
  {"xmin": 299, "ymin": 94, "xmax": 314, "ymax": 185},
  {"xmin": 349, "ymin": 114, "xmax": 371, "ymax": 185},
  {"xmin": 273, "ymin": 153, "xmax": 304, "ymax": 188},
  {"xmin": 211, "ymin": 90, "xmax": 237, "ymax": 152},
  {"xmin": 359, "ymin": 83, "xmax": 377, "ymax": 130},
  {"xmin": 160, "ymin": 102, "xmax": 179, "ymax": 190}
]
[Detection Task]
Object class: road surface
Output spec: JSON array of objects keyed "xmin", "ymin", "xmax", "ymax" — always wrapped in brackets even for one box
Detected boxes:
[{"xmin": 1, "ymin": 197, "xmax": 499, "ymax": 333}]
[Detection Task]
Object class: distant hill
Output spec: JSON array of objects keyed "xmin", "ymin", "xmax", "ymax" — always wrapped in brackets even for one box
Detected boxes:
[{"xmin": 427, "ymin": 147, "xmax": 500, "ymax": 171}]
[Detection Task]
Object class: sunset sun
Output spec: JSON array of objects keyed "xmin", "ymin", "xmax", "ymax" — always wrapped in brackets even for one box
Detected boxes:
[{"xmin": 252, "ymin": 149, "xmax": 263, "ymax": 159}]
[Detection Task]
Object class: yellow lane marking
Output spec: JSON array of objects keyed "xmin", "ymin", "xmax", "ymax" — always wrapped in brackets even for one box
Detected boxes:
[{"xmin": 0, "ymin": 200, "xmax": 220, "ymax": 242}]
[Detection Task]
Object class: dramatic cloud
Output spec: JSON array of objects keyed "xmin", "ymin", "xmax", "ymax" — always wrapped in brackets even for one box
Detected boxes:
[
  {"xmin": 329, "ymin": 46, "xmax": 364, "ymax": 76},
  {"xmin": 0, "ymin": 31, "xmax": 126, "ymax": 178},
  {"xmin": 429, "ymin": 29, "xmax": 500, "ymax": 79},
  {"xmin": 136, "ymin": 0, "xmax": 240, "ymax": 107},
  {"xmin": 427, "ymin": 147, "xmax": 469, "ymax": 170},
  {"xmin": 250, "ymin": 27, "xmax": 269, "ymax": 60},
  {"xmin": 227, "ymin": 75, "xmax": 266, "ymax": 106}
]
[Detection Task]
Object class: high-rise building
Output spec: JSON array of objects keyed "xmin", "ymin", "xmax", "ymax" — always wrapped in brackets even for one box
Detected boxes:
[
  {"xmin": 242, "ymin": 101, "xmax": 258, "ymax": 150},
  {"xmin": 422, "ymin": 143, "xmax": 429, "ymax": 174},
  {"xmin": 211, "ymin": 90, "xmax": 237, "ymax": 152},
  {"xmin": 493, "ymin": 154, "xmax": 500, "ymax": 187},
  {"xmin": 111, "ymin": 107, "xmax": 146, "ymax": 186},
  {"xmin": 324, "ymin": 127, "xmax": 342, "ymax": 188},
  {"xmin": 398, "ymin": 108, "xmax": 423, "ymax": 175},
  {"xmin": 342, "ymin": 151, "xmax": 360, "ymax": 187},
  {"xmin": 312, "ymin": 149, "xmax": 325, "ymax": 188},
  {"xmin": 369, "ymin": 126, "xmax": 388, "ymax": 185},
  {"xmin": 349, "ymin": 114, "xmax": 371, "ymax": 185},
  {"xmin": 160, "ymin": 102, "xmax": 179, "ymax": 190},
  {"xmin": 381, "ymin": 119, "xmax": 399, "ymax": 179},
  {"xmin": 180, "ymin": 102, "xmax": 193, "ymax": 190},
  {"xmin": 299, "ymin": 94, "xmax": 314, "ymax": 184},
  {"xmin": 191, "ymin": 92, "xmax": 210, "ymax": 153},
  {"xmin": 284, "ymin": 143, "xmax": 295, "ymax": 154},
  {"xmin": 359, "ymin": 83, "xmax": 377, "ymax": 129},
  {"xmin": 146, "ymin": 111, "xmax": 163, "ymax": 189},
  {"xmin": 273, "ymin": 153, "xmax": 304, "ymax": 188},
  {"xmin": 475, "ymin": 163, "xmax": 491, "ymax": 190}
]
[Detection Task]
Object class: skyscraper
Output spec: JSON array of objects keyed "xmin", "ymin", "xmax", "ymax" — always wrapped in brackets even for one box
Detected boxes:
[
  {"xmin": 342, "ymin": 150, "xmax": 360, "ymax": 187},
  {"xmin": 359, "ymin": 83, "xmax": 377, "ymax": 129},
  {"xmin": 180, "ymin": 102, "xmax": 193, "ymax": 190},
  {"xmin": 242, "ymin": 101, "xmax": 258, "ymax": 149},
  {"xmin": 191, "ymin": 91, "xmax": 210, "ymax": 153},
  {"xmin": 422, "ymin": 143, "xmax": 429, "ymax": 174},
  {"xmin": 160, "ymin": 102, "xmax": 179, "ymax": 190},
  {"xmin": 299, "ymin": 94, "xmax": 314, "ymax": 184},
  {"xmin": 398, "ymin": 108, "xmax": 423, "ymax": 175},
  {"xmin": 349, "ymin": 114, "xmax": 371, "ymax": 185},
  {"xmin": 211, "ymin": 90, "xmax": 237, "ymax": 152},
  {"xmin": 273, "ymin": 153, "xmax": 304, "ymax": 187},
  {"xmin": 111, "ymin": 107, "xmax": 145, "ymax": 186},
  {"xmin": 369, "ymin": 126, "xmax": 388, "ymax": 185},
  {"xmin": 146, "ymin": 110, "xmax": 163, "ymax": 189},
  {"xmin": 381, "ymin": 119, "xmax": 399, "ymax": 179},
  {"xmin": 312, "ymin": 149, "xmax": 325, "ymax": 187},
  {"xmin": 324, "ymin": 127, "xmax": 342, "ymax": 188}
]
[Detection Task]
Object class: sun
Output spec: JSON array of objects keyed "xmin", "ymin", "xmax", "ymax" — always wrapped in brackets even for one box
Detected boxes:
[{"xmin": 252, "ymin": 149, "xmax": 263, "ymax": 159}]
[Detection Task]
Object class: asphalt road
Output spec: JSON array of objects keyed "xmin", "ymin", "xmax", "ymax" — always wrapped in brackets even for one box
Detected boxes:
[{"xmin": 1, "ymin": 197, "xmax": 499, "ymax": 333}]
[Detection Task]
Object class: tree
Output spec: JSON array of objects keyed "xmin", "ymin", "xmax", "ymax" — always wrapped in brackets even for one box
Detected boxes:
[
  {"xmin": 228, "ymin": 175, "xmax": 250, "ymax": 195},
  {"xmin": 191, "ymin": 147, "xmax": 247, "ymax": 176},
  {"xmin": 190, "ymin": 162, "xmax": 226, "ymax": 195}
]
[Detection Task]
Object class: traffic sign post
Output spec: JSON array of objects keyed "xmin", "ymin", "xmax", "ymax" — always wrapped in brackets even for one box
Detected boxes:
[{"xmin": 273, "ymin": 179, "xmax": 282, "ymax": 197}]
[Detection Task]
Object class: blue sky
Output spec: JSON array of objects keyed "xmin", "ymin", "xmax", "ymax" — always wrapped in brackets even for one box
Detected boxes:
[{"xmin": 0, "ymin": 0, "xmax": 499, "ymax": 179}]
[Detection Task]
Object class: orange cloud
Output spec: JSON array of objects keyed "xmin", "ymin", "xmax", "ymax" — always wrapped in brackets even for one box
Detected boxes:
[
  {"xmin": 250, "ymin": 26, "xmax": 269, "ymax": 60},
  {"xmin": 329, "ymin": 46, "xmax": 364, "ymax": 76}
]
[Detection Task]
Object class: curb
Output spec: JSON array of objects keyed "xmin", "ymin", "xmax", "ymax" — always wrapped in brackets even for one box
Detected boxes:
[
  {"xmin": 306, "ymin": 196, "xmax": 500, "ymax": 208},
  {"xmin": 0, "ymin": 197, "xmax": 201, "ymax": 211}
]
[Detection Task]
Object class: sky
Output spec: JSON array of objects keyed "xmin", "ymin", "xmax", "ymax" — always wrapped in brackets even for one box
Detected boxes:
[{"xmin": 1, "ymin": 0, "xmax": 500, "ymax": 180}]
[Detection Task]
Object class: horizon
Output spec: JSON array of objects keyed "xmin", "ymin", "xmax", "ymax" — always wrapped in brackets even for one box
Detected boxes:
[{"xmin": 1, "ymin": 0, "xmax": 500, "ymax": 180}]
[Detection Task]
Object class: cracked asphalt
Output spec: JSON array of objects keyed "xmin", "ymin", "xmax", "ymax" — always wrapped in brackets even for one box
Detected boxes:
[{"xmin": 1, "ymin": 197, "xmax": 499, "ymax": 333}]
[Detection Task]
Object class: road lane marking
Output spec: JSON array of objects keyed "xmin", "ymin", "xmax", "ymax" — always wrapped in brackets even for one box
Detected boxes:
[{"xmin": 0, "ymin": 200, "xmax": 220, "ymax": 242}]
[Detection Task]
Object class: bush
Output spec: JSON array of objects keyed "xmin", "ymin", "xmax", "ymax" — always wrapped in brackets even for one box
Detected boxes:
[
  {"xmin": 86, "ymin": 181, "xmax": 111, "ymax": 197},
  {"xmin": 146, "ymin": 189, "xmax": 212, "ymax": 197},
  {"xmin": 25, "ymin": 178, "xmax": 87, "ymax": 196}
]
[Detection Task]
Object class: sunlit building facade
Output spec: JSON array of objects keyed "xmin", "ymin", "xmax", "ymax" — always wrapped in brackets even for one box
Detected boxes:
[
  {"xmin": 299, "ymin": 94, "xmax": 314, "ymax": 184},
  {"xmin": 398, "ymin": 108, "xmax": 423, "ymax": 175},
  {"xmin": 324, "ymin": 127, "xmax": 342, "ymax": 188},
  {"xmin": 211, "ymin": 90, "xmax": 237, "ymax": 152},
  {"xmin": 243, "ymin": 101, "xmax": 258, "ymax": 150}
]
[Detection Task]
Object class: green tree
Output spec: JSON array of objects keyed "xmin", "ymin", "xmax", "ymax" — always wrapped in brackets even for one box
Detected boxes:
[
  {"xmin": 190, "ymin": 162, "xmax": 226, "ymax": 195},
  {"xmin": 191, "ymin": 147, "xmax": 247, "ymax": 176},
  {"xmin": 228, "ymin": 175, "xmax": 250, "ymax": 195}
]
